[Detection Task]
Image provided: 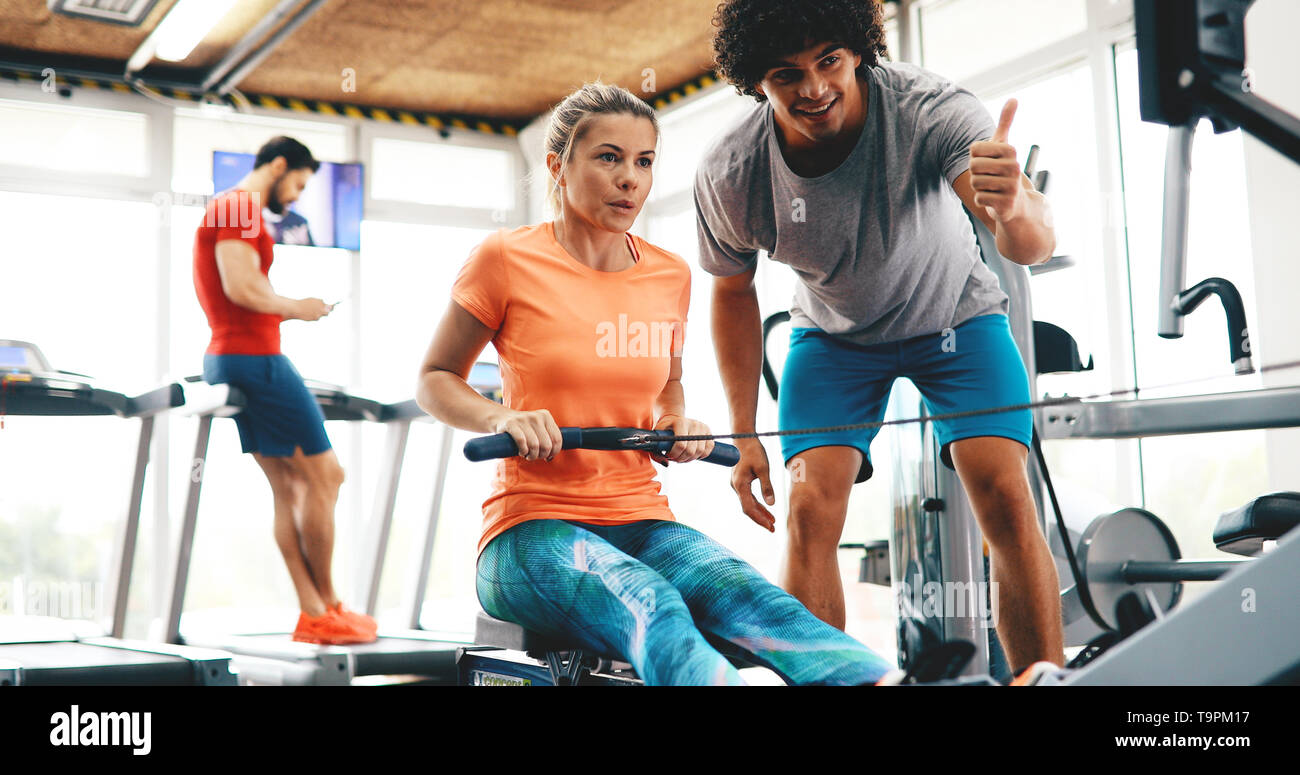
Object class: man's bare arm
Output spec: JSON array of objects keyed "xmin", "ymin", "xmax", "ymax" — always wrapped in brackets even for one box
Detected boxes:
[
  {"xmin": 214, "ymin": 240, "xmax": 327, "ymax": 320},
  {"xmin": 953, "ymin": 170, "xmax": 1055, "ymax": 266},
  {"xmin": 711, "ymin": 265, "xmax": 764, "ymax": 434},
  {"xmin": 955, "ymin": 99, "xmax": 1056, "ymax": 266},
  {"xmin": 711, "ymin": 264, "xmax": 777, "ymax": 531}
]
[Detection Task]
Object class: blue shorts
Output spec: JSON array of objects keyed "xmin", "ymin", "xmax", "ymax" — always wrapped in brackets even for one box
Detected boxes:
[
  {"xmin": 202, "ymin": 354, "xmax": 331, "ymax": 458},
  {"xmin": 778, "ymin": 314, "xmax": 1032, "ymax": 483}
]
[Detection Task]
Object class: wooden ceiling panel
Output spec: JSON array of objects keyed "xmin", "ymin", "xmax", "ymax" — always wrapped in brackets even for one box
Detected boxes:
[
  {"xmin": 0, "ymin": 0, "xmax": 178, "ymax": 60},
  {"xmin": 237, "ymin": 0, "xmax": 720, "ymax": 118},
  {"xmin": 0, "ymin": 0, "xmax": 735, "ymax": 121}
]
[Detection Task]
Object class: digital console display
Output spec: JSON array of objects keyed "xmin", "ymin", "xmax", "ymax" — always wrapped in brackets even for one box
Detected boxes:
[{"xmin": 0, "ymin": 346, "xmax": 29, "ymax": 371}]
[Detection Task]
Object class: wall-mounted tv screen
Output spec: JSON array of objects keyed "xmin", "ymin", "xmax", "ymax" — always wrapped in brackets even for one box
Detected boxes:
[{"xmin": 213, "ymin": 151, "xmax": 364, "ymax": 251}]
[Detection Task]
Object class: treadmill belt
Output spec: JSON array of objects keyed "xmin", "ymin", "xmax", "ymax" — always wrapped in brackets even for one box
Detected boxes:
[
  {"xmin": 194, "ymin": 633, "xmax": 463, "ymax": 679},
  {"xmin": 0, "ymin": 642, "xmax": 196, "ymax": 686}
]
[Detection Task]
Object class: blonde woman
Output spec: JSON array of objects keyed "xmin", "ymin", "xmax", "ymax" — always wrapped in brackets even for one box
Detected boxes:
[{"xmin": 415, "ymin": 83, "xmax": 893, "ymax": 685}]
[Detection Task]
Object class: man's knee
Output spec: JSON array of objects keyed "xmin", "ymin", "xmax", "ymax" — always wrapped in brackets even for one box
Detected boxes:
[
  {"xmin": 321, "ymin": 458, "xmax": 345, "ymax": 490},
  {"xmin": 318, "ymin": 454, "xmax": 345, "ymax": 490},
  {"xmin": 964, "ymin": 471, "xmax": 1041, "ymax": 547},
  {"xmin": 295, "ymin": 452, "xmax": 345, "ymax": 495},
  {"xmin": 786, "ymin": 503, "xmax": 848, "ymax": 556},
  {"xmin": 786, "ymin": 464, "xmax": 856, "ymax": 551}
]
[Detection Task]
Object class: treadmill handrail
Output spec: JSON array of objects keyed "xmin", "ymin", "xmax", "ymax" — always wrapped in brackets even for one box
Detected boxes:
[
  {"xmin": 125, "ymin": 383, "xmax": 185, "ymax": 418},
  {"xmin": 179, "ymin": 381, "xmax": 247, "ymax": 417},
  {"xmin": 181, "ymin": 375, "xmax": 386, "ymax": 422},
  {"xmin": 381, "ymin": 398, "xmax": 434, "ymax": 422},
  {"xmin": 0, "ymin": 376, "xmax": 132, "ymax": 417},
  {"xmin": 309, "ymin": 387, "xmax": 385, "ymax": 423}
]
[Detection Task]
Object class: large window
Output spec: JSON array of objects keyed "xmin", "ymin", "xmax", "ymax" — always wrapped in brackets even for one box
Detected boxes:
[
  {"xmin": 982, "ymin": 64, "xmax": 1108, "ymax": 392},
  {"xmin": 0, "ymin": 414, "xmax": 140, "ymax": 627},
  {"xmin": 172, "ymin": 108, "xmax": 349, "ymax": 195},
  {"xmin": 646, "ymin": 89, "xmax": 753, "ymax": 203},
  {"xmin": 356, "ymin": 222, "xmax": 494, "ymax": 401},
  {"xmin": 919, "ymin": 0, "xmax": 1088, "ymax": 82},
  {"xmin": 977, "ymin": 63, "xmax": 1141, "ymax": 510},
  {"xmin": 0, "ymin": 99, "xmax": 150, "ymax": 177},
  {"xmin": 0, "ymin": 192, "xmax": 161, "ymax": 630},
  {"xmin": 370, "ymin": 138, "xmax": 514, "ymax": 211},
  {"xmin": 263, "ymin": 245, "xmax": 355, "ymax": 387},
  {"xmin": 1114, "ymin": 46, "xmax": 1261, "ymax": 399},
  {"xmin": 358, "ymin": 221, "xmax": 496, "ymax": 634},
  {"xmin": 957, "ymin": 36, "xmax": 1268, "ymax": 586},
  {"xmin": 168, "ymin": 204, "xmax": 213, "ymax": 381},
  {"xmin": 1113, "ymin": 44, "xmax": 1268, "ymax": 569},
  {"xmin": 1, "ymin": 192, "xmax": 160, "ymax": 389}
]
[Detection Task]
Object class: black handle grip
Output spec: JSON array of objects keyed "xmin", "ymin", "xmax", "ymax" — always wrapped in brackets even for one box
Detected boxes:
[
  {"xmin": 464, "ymin": 427, "xmax": 740, "ymax": 467},
  {"xmin": 464, "ymin": 428, "xmax": 585, "ymax": 461},
  {"xmin": 1174, "ymin": 277, "xmax": 1251, "ymax": 368}
]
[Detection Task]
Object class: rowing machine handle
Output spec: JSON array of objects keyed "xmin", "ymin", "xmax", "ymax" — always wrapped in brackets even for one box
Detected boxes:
[{"xmin": 465, "ymin": 427, "xmax": 740, "ymax": 467}]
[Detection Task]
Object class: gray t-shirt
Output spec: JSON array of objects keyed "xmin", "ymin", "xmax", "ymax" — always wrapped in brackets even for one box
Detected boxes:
[{"xmin": 694, "ymin": 62, "xmax": 1009, "ymax": 345}]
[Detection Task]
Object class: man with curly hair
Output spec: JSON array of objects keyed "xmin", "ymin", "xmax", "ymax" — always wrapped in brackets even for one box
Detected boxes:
[{"xmin": 695, "ymin": 0, "xmax": 1064, "ymax": 674}]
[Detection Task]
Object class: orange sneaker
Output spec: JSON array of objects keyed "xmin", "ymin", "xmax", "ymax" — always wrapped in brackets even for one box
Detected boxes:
[
  {"xmin": 291, "ymin": 610, "xmax": 376, "ymax": 645},
  {"xmin": 331, "ymin": 603, "xmax": 378, "ymax": 637}
]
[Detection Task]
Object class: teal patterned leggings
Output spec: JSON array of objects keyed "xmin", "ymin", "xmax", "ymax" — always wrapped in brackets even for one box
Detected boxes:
[{"xmin": 476, "ymin": 519, "xmax": 894, "ymax": 686}]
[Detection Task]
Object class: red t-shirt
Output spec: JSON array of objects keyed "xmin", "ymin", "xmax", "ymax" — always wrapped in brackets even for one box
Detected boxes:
[{"xmin": 193, "ymin": 190, "xmax": 282, "ymax": 355}]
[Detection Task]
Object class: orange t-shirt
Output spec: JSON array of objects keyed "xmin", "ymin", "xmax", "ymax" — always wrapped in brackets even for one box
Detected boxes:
[{"xmin": 452, "ymin": 222, "xmax": 691, "ymax": 554}]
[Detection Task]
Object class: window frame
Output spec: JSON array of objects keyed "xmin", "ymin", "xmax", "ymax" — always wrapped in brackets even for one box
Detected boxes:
[{"xmin": 0, "ymin": 81, "xmax": 173, "ymax": 204}]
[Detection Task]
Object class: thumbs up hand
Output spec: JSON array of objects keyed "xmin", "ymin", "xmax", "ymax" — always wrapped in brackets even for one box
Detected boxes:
[{"xmin": 969, "ymin": 99, "xmax": 1030, "ymax": 224}]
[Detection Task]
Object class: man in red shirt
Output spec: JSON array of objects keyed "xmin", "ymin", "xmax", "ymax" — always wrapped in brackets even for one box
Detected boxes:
[{"xmin": 193, "ymin": 136, "xmax": 375, "ymax": 644}]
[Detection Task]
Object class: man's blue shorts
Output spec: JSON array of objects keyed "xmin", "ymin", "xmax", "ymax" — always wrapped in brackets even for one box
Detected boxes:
[
  {"xmin": 202, "ymin": 354, "xmax": 332, "ymax": 458},
  {"xmin": 778, "ymin": 314, "xmax": 1032, "ymax": 483}
]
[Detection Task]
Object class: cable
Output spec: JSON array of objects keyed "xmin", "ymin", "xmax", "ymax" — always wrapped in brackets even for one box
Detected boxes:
[
  {"xmin": 627, "ymin": 358, "xmax": 1300, "ymax": 446},
  {"xmin": 1032, "ymin": 424, "xmax": 1098, "ymax": 625}
]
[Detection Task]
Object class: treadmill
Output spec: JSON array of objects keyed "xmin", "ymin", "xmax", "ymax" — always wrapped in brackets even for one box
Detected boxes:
[
  {"xmin": 374, "ymin": 362, "xmax": 503, "ymax": 633},
  {"xmin": 0, "ymin": 340, "xmax": 238, "ymax": 686},
  {"xmin": 164, "ymin": 369, "xmax": 498, "ymax": 685}
]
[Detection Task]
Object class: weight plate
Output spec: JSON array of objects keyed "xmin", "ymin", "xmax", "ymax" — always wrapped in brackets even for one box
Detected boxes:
[{"xmin": 1076, "ymin": 508, "xmax": 1183, "ymax": 631}]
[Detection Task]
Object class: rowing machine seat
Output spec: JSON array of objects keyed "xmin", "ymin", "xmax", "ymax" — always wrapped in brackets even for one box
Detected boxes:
[{"xmin": 1213, "ymin": 492, "xmax": 1300, "ymax": 556}]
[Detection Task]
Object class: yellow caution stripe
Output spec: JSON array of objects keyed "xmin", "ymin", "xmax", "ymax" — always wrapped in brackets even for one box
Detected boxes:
[{"xmin": 0, "ymin": 67, "xmax": 522, "ymax": 136}]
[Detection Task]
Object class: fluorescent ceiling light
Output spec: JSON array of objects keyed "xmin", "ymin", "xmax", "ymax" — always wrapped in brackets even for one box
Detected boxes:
[{"xmin": 152, "ymin": 0, "xmax": 239, "ymax": 62}]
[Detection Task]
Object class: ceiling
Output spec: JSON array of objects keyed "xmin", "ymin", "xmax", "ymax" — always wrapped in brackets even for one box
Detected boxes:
[{"xmin": 0, "ymin": 0, "xmax": 747, "ymax": 126}]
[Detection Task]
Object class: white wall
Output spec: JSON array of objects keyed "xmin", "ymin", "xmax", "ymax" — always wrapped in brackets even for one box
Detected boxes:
[
  {"xmin": 518, "ymin": 110, "xmax": 550, "ymax": 223},
  {"xmin": 1242, "ymin": 0, "xmax": 1300, "ymax": 492}
]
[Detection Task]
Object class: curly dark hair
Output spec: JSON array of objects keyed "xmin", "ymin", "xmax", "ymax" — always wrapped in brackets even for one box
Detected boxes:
[{"xmin": 711, "ymin": 0, "xmax": 890, "ymax": 102}]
